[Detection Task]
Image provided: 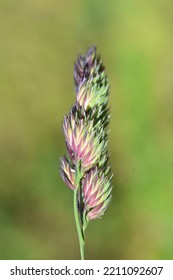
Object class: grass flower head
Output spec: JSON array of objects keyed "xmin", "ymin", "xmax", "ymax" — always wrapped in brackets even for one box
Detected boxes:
[{"xmin": 60, "ymin": 46, "xmax": 113, "ymax": 259}]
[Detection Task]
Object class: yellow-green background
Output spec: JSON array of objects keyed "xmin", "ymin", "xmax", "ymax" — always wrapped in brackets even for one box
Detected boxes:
[{"xmin": 0, "ymin": 0, "xmax": 173, "ymax": 260}]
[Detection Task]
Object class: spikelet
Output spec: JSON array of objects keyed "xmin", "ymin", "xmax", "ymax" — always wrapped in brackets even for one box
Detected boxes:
[
  {"xmin": 60, "ymin": 156, "xmax": 76, "ymax": 190},
  {"xmin": 62, "ymin": 106, "xmax": 106, "ymax": 171},
  {"xmin": 82, "ymin": 167, "xmax": 112, "ymax": 220},
  {"xmin": 74, "ymin": 46, "xmax": 109, "ymax": 110}
]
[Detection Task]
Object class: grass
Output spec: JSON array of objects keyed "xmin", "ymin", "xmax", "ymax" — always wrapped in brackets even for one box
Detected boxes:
[{"xmin": 0, "ymin": 0, "xmax": 172, "ymax": 259}]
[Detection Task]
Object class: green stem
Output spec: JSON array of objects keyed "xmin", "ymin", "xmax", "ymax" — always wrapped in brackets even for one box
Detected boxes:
[
  {"xmin": 73, "ymin": 161, "xmax": 85, "ymax": 260},
  {"xmin": 74, "ymin": 189, "xmax": 85, "ymax": 260}
]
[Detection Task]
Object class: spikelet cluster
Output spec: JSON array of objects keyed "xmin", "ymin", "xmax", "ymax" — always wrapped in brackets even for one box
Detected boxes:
[{"xmin": 60, "ymin": 46, "xmax": 112, "ymax": 222}]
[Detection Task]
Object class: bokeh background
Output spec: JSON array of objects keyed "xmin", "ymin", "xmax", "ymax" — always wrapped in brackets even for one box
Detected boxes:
[{"xmin": 0, "ymin": 0, "xmax": 173, "ymax": 260}]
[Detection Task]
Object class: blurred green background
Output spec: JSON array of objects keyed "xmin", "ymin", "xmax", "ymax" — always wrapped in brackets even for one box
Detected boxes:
[{"xmin": 0, "ymin": 0, "xmax": 173, "ymax": 260}]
